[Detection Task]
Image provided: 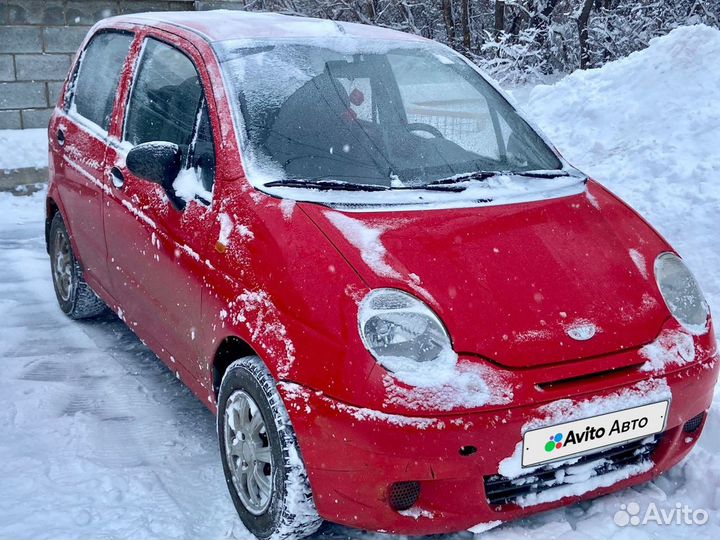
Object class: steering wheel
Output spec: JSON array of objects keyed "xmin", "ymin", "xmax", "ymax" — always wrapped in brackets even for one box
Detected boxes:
[{"xmin": 407, "ymin": 122, "xmax": 445, "ymax": 139}]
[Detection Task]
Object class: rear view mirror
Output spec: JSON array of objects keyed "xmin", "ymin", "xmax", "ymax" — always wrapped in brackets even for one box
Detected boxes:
[{"xmin": 126, "ymin": 141, "xmax": 182, "ymax": 190}]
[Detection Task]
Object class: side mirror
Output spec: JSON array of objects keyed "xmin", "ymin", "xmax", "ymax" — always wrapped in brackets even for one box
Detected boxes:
[{"xmin": 126, "ymin": 141, "xmax": 182, "ymax": 191}]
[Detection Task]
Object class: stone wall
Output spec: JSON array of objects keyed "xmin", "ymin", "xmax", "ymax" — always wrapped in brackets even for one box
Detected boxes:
[{"xmin": 0, "ymin": 0, "xmax": 244, "ymax": 129}]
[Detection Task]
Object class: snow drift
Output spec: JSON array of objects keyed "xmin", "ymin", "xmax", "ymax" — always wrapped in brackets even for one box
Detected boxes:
[{"xmin": 522, "ymin": 24, "xmax": 720, "ymax": 315}]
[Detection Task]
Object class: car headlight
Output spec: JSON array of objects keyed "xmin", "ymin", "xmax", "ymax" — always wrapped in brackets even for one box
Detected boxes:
[
  {"xmin": 358, "ymin": 289, "xmax": 457, "ymax": 384},
  {"xmin": 655, "ymin": 252, "xmax": 710, "ymax": 334}
]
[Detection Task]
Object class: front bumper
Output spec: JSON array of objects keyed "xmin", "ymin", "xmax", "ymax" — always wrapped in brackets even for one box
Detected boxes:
[{"xmin": 280, "ymin": 343, "xmax": 718, "ymax": 534}]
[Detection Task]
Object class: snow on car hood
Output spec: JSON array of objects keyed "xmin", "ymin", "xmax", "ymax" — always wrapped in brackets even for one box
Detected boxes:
[{"xmin": 303, "ymin": 180, "xmax": 671, "ymax": 367}]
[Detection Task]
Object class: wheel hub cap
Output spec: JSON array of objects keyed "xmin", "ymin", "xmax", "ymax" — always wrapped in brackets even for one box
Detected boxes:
[
  {"xmin": 224, "ymin": 390, "xmax": 273, "ymax": 515},
  {"xmin": 52, "ymin": 230, "xmax": 73, "ymax": 302}
]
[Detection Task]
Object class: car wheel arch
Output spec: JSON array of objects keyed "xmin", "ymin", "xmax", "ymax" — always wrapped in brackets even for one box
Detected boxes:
[
  {"xmin": 45, "ymin": 197, "xmax": 60, "ymax": 254},
  {"xmin": 46, "ymin": 204, "xmax": 87, "ymax": 271},
  {"xmin": 212, "ymin": 335, "xmax": 261, "ymax": 398}
]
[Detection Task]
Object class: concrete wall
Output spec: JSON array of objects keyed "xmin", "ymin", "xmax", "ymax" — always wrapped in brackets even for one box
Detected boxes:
[{"xmin": 0, "ymin": 0, "xmax": 245, "ymax": 129}]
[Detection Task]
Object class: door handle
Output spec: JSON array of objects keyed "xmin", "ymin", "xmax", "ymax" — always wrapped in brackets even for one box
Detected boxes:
[
  {"xmin": 109, "ymin": 166, "xmax": 125, "ymax": 189},
  {"xmin": 56, "ymin": 128, "xmax": 65, "ymax": 147}
]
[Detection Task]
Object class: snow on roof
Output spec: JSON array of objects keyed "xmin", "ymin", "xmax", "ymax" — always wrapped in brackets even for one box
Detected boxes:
[{"xmin": 119, "ymin": 10, "xmax": 427, "ymax": 43}]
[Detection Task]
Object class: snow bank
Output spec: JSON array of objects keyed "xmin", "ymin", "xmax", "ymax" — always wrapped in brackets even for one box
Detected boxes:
[
  {"xmin": 0, "ymin": 128, "xmax": 48, "ymax": 170},
  {"xmin": 521, "ymin": 24, "xmax": 720, "ymax": 315}
]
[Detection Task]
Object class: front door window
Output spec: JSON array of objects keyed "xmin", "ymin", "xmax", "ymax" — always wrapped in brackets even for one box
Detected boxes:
[{"xmin": 124, "ymin": 38, "xmax": 215, "ymax": 208}]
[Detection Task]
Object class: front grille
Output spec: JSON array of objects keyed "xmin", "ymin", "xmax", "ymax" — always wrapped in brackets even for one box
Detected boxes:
[
  {"xmin": 484, "ymin": 436, "xmax": 660, "ymax": 507},
  {"xmin": 536, "ymin": 364, "xmax": 641, "ymax": 392}
]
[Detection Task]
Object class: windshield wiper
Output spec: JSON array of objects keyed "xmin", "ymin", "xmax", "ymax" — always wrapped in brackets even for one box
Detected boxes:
[
  {"xmin": 424, "ymin": 171, "xmax": 499, "ymax": 188},
  {"xmin": 425, "ymin": 169, "xmax": 572, "ymax": 189},
  {"xmin": 264, "ymin": 179, "xmax": 389, "ymax": 192},
  {"xmin": 417, "ymin": 183, "xmax": 471, "ymax": 192},
  {"xmin": 264, "ymin": 170, "xmax": 572, "ymax": 194},
  {"xmin": 511, "ymin": 170, "xmax": 570, "ymax": 178}
]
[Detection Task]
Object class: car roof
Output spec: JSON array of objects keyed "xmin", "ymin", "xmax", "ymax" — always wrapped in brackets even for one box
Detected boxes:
[{"xmin": 114, "ymin": 10, "xmax": 428, "ymax": 44}]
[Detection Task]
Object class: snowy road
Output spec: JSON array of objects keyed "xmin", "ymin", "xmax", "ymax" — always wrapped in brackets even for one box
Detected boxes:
[
  {"xmin": 0, "ymin": 194, "xmax": 243, "ymax": 538},
  {"xmin": 1, "ymin": 23, "xmax": 720, "ymax": 540}
]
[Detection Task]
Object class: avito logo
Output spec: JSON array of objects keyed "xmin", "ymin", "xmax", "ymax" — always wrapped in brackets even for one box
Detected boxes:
[{"xmin": 545, "ymin": 433, "xmax": 564, "ymax": 452}]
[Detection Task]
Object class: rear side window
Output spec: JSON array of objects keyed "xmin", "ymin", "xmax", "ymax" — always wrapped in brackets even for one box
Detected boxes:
[
  {"xmin": 72, "ymin": 31, "xmax": 133, "ymax": 131},
  {"xmin": 123, "ymin": 39, "xmax": 203, "ymax": 147}
]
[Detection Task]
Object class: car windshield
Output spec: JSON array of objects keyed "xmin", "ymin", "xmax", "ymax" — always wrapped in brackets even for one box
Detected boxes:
[{"xmin": 215, "ymin": 38, "xmax": 562, "ymax": 189}]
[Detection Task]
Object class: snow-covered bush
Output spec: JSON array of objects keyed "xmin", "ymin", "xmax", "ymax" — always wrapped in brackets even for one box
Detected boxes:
[
  {"xmin": 586, "ymin": 0, "xmax": 720, "ymax": 69},
  {"xmin": 477, "ymin": 28, "xmax": 550, "ymax": 85}
]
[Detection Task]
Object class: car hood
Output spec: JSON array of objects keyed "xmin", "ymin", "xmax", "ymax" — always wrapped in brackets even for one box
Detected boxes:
[{"xmin": 302, "ymin": 181, "xmax": 671, "ymax": 368}]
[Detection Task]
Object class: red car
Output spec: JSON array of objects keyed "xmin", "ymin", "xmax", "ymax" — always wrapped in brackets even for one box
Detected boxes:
[{"xmin": 46, "ymin": 10, "xmax": 717, "ymax": 539}]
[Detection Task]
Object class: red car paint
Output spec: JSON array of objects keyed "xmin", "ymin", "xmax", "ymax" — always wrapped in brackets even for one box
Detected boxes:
[{"xmin": 47, "ymin": 12, "xmax": 717, "ymax": 535}]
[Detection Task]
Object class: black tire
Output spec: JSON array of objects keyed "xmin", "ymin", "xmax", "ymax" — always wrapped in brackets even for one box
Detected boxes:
[
  {"xmin": 218, "ymin": 356, "xmax": 322, "ymax": 540},
  {"xmin": 49, "ymin": 212, "xmax": 107, "ymax": 319}
]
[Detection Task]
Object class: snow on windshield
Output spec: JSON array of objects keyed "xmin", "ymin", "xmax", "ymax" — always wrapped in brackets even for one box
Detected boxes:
[{"xmin": 214, "ymin": 37, "xmax": 565, "ymax": 203}]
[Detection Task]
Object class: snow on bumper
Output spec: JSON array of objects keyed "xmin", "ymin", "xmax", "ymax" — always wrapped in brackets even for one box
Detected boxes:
[{"xmin": 279, "ymin": 345, "xmax": 718, "ymax": 535}]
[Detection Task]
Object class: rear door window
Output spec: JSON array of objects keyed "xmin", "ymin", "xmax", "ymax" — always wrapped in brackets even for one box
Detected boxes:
[{"xmin": 71, "ymin": 31, "xmax": 133, "ymax": 132}]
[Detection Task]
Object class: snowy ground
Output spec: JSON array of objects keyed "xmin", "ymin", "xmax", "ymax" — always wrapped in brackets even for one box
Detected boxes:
[{"xmin": 1, "ymin": 24, "xmax": 719, "ymax": 540}]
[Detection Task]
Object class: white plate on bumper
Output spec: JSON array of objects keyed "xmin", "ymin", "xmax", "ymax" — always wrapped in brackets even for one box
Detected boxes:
[{"xmin": 522, "ymin": 401, "xmax": 669, "ymax": 468}]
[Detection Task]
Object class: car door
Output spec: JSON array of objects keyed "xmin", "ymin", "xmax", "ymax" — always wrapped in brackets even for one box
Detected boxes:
[
  {"xmin": 103, "ymin": 35, "xmax": 217, "ymax": 378},
  {"xmin": 50, "ymin": 30, "xmax": 134, "ymax": 293}
]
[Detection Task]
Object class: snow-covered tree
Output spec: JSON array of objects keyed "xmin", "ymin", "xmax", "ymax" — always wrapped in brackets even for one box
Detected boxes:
[{"xmin": 240, "ymin": 0, "xmax": 720, "ymax": 83}]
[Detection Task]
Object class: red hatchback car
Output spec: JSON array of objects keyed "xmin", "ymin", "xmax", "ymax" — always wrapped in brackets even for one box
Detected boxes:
[{"xmin": 46, "ymin": 10, "xmax": 717, "ymax": 539}]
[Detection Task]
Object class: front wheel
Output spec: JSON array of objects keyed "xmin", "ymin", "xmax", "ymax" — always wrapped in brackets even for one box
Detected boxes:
[{"xmin": 218, "ymin": 356, "xmax": 322, "ymax": 540}]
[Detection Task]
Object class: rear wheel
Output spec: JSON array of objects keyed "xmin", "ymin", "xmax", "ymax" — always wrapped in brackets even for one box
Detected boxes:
[
  {"xmin": 49, "ymin": 213, "xmax": 106, "ymax": 319},
  {"xmin": 218, "ymin": 356, "xmax": 322, "ymax": 540}
]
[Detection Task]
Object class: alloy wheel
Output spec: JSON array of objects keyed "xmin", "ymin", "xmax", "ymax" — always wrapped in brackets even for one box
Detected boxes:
[
  {"xmin": 223, "ymin": 390, "xmax": 274, "ymax": 515},
  {"xmin": 52, "ymin": 229, "xmax": 73, "ymax": 302}
]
